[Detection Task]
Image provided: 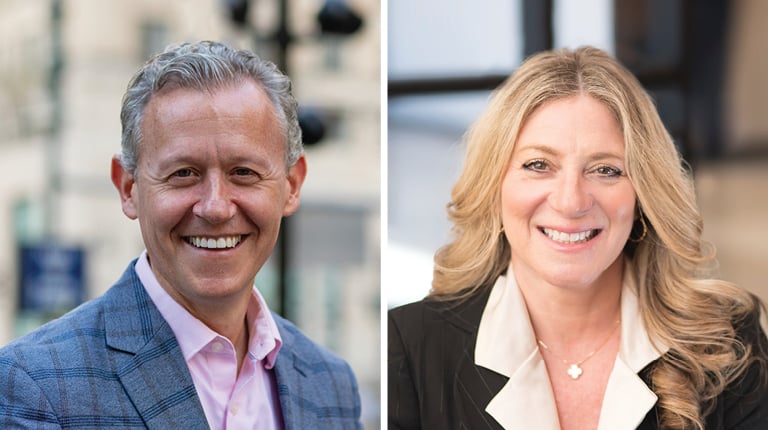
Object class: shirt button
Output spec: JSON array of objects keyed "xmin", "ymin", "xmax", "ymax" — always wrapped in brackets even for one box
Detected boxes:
[
  {"xmin": 211, "ymin": 342, "xmax": 224, "ymax": 352},
  {"xmin": 231, "ymin": 403, "xmax": 239, "ymax": 415}
]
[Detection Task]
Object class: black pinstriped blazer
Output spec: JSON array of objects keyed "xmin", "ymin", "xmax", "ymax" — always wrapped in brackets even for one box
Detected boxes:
[{"xmin": 388, "ymin": 283, "xmax": 768, "ymax": 429}]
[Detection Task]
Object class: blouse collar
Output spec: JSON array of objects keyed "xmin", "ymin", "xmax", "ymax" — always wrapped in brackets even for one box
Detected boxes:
[{"xmin": 475, "ymin": 260, "xmax": 668, "ymax": 429}]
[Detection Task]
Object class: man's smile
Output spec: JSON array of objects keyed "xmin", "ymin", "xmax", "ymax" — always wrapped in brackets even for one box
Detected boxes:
[{"xmin": 184, "ymin": 235, "xmax": 244, "ymax": 249}]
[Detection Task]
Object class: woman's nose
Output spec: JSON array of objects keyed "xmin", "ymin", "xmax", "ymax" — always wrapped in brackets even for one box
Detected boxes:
[{"xmin": 548, "ymin": 170, "xmax": 594, "ymax": 217}]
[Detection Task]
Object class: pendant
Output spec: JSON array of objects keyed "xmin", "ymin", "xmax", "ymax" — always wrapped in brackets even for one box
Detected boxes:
[{"xmin": 567, "ymin": 363, "xmax": 583, "ymax": 380}]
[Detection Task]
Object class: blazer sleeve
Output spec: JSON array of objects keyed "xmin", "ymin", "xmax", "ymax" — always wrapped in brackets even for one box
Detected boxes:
[
  {"xmin": 388, "ymin": 290, "xmax": 502, "ymax": 430},
  {"xmin": 711, "ymin": 306, "xmax": 768, "ymax": 429},
  {"xmin": 388, "ymin": 307, "xmax": 421, "ymax": 430},
  {"xmin": 717, "ymin": 359, "xmax": 768, "ymax": 429},
  {"xmin": 0, "ymin": 358, "xmax": 61, "ymax": 429}
]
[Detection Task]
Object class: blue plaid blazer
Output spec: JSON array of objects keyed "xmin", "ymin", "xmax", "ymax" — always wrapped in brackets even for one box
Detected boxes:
[{"xmin": 0, "ymin": 261, "xmax": 362, "ymax": 429}]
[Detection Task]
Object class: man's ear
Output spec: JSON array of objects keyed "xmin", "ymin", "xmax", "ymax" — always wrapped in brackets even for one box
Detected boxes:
[
  {"xmin": 283, "ymin": 154, "xmax": 307, "ymax": 216},
  {"xmin": 111, "ymin": 156, "xmax": 139, "ymax": 220}
]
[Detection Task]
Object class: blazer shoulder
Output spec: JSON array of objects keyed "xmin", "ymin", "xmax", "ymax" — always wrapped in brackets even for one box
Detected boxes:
[
  {"xmin": 389, "ymin": 284, "xmax": 493, "ymax": 337},
  {"xmin": 389, "ymin": 283, "xmax": 506, "ymax": 430},
  {"xmin": 0, "ymin": 294, "xmax": 109, "ymax": 366},
  {"xmin": 0, "ymin": 260, "xmax": 146, "ymax": 368},
  {"xmin": 717, "ymin": 302, "xmax": 768, "ymax": 423},
  {"xmin": 638, "ymin": 302, "xmax": 768, "ymax": 429},
  {"xmin": 272, "ymin": 313, "xmax": 352, "ymax": 369},
  {"xmin": 0, "ymin": 295, "xmax": 113, "ymax": 428}
]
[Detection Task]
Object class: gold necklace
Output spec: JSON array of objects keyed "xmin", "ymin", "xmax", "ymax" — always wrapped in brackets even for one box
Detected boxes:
[{"xmin": 537, "ymin": 319, "xmax": 621, "ymax": 380}]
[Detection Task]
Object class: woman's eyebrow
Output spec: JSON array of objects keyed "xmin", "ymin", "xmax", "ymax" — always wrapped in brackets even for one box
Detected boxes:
[
  {"xmin": 514, "ymin": 144, "xmax": 561, "ymax": 157},
  {"xmin": 586, "ymin": 152, "xmax": 624, "ymax": 163},
  {"xmin": 516, "ymin": 145, "xmax": 624, "ymax": 162}
]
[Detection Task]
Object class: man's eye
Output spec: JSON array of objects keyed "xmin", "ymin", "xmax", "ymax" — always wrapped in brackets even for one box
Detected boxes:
[
  {"xmin": 522, "ymin": 160, "xmax": 549, "ymax": 171},
  {"xmin": 173, "ymin": 169, "xmax": 194, "ymax": 178},
  {"xmin": 232, "ymin": 168, "xmax": 263, "ymax": 182},
  {"xmin": 233, "ymin": 168, "xmax": 255, "ymax": 176}
]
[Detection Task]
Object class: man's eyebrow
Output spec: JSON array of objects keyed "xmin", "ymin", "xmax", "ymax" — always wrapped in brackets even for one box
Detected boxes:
[{"xmin": 153, "ymin": 154, "xmax": 204, "ymax": 169}]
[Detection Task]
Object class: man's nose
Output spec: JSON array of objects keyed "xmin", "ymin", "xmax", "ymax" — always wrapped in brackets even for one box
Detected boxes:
[{"xmin": 193, "ymin": 174, "xmax": 237, "ymax": 223}]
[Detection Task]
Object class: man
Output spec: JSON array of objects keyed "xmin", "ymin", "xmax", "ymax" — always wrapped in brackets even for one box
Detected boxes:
[{"xmin": 0, "ymin": 41, "xmax": 362, "ymax": 429}]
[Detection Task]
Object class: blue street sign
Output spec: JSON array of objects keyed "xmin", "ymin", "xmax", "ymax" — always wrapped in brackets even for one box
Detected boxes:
[{"xmin": 19, "ymin": 243, "xmax": 85, "ymax": 312}]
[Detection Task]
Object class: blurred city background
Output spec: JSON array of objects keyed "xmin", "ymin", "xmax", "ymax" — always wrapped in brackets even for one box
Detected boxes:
[
  {"xmin": 387, "ymin": 0, "xmax": 768, "ymax": 307},
  {"xmin": 0, "ymin": 0, "xmax": 380, "ymax": 427}
]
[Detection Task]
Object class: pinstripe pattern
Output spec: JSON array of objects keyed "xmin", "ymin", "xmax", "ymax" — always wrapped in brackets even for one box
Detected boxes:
[
  {"xmin": 389, "ymin": 282, "xmax": 768, "ymax": 430},
  {"xmin": 0, "ymin": 260, "xmax": 362, "ymax": 429},
  {"xmin": 388, "ymin": 286, "xmax": 507, "ymax": 430}
]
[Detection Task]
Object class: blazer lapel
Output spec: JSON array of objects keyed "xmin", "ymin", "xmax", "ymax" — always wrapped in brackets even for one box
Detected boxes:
[
  {"xmin": 272, "ymin": 315, "xmax": 362, "ymax": 430},
  {"xmin": 274, "ymin": 317, "xmax": 348, "ymax": 430},
  {"xmin": 273, "ymin": 317, "xmax": 311, "ymax": 430},
  {"xmin": 598, "ymin": 358, "xmax": 658, "ymax": 430},
  {"xmin": 475, "ymin": 275, "xmax": 561, "ymax": 429},
  {"xmin": 453, "ymin": 354, "xmax": 508, "ymax": 429},
  {"xmin": 272, "ymin": 333, "xmax": 298, "ymax": 429},
  {"xmin": 597, "ymin": 273, "xmax": 665, "ymax": 430},
  {"xmin": 440, "ymin": 291, "xmax": 507, "ymax": 429},
  {"xmin": 104, "ymin": 263, "xmax": 208, "ymax": 430}
]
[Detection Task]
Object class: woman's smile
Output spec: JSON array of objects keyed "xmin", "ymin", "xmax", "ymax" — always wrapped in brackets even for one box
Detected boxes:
[{"xmin": 539, "ymin": 227, "xmax": 601, "ymax": 245}]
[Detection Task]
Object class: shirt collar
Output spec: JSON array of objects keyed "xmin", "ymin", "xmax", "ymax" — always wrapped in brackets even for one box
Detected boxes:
[
  {"xmin": 135, "ymin": 251, "xmax": 282, "ymax": 368},
  {"xmin": 475, "ymin": 259, "xmax": 668, "ymax": 430}
]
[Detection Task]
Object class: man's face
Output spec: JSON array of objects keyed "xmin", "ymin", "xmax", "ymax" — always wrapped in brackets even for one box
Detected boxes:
[{"xmin": 112, "ymin": 80, "xmax": 306, "ymax": 311}]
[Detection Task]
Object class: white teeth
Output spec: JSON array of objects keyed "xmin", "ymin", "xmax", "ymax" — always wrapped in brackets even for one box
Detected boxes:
[
  {"xmin": 542, "ymin": 228, "xmax": 596, "ymax": 244},
  {"xmin": 187, "ymin": 235, "xmax": 242, "ymax": 249}
]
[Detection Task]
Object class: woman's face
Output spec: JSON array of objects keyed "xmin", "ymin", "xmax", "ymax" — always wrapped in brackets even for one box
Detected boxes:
[{"xmin": 501, "ymin": 94, "xmax": 636, "ymax": 290}]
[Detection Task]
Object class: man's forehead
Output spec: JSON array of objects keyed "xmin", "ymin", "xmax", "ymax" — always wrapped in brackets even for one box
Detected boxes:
[{"xmin": 137, "ymin": 80, "xmax": 289, "ymax": 166}]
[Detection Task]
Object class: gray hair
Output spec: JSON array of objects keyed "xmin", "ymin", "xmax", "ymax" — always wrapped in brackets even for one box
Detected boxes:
[{"xmin": 119, "ymin": 41, "xmax": 302, "ymax": 174}]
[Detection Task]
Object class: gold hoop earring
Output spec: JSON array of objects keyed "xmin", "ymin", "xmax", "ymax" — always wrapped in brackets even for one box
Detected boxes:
[
  {"xmin": 487, "ymin": 222, "xmax": 505, "ymax": 236},
  {"xmin": 629, "ymin": 215, "xmax": 648, "ymax": 243}
]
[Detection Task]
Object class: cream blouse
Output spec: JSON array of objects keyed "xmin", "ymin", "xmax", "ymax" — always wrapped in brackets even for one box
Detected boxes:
[{"xmin": 475, "ymin": 263, "xmax": 669, "ymax": 430}]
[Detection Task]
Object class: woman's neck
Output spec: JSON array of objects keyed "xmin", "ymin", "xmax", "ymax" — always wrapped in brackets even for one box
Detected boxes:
[{"xmin": 513, "ymin": 256, "xmax": 624, "ymax": 352}]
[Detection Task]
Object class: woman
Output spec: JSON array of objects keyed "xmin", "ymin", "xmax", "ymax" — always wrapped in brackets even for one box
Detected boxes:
[{"xmin": 388, "ymin": 47, "xmax": 768, "ymax": 430}]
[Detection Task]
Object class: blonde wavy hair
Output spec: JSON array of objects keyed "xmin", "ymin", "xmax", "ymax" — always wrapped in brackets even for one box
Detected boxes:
[{"xmin": 432, "ymin": 46, "xmax": 766, "ymax": 429}]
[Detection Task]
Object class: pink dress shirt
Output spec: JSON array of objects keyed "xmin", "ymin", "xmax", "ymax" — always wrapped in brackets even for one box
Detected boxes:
[{"xmin": 136, "ymin": 251, "xmax": 284, "ymax": 430}]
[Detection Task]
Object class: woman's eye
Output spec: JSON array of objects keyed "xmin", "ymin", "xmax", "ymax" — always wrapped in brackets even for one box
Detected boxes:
[
  {"xmin": 522, "ymin": 160, "xmax": 549, "ymax": 171},
  {"xmin": 594, "ymin": 165, "xmax": 623, "ymax": 177}
]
